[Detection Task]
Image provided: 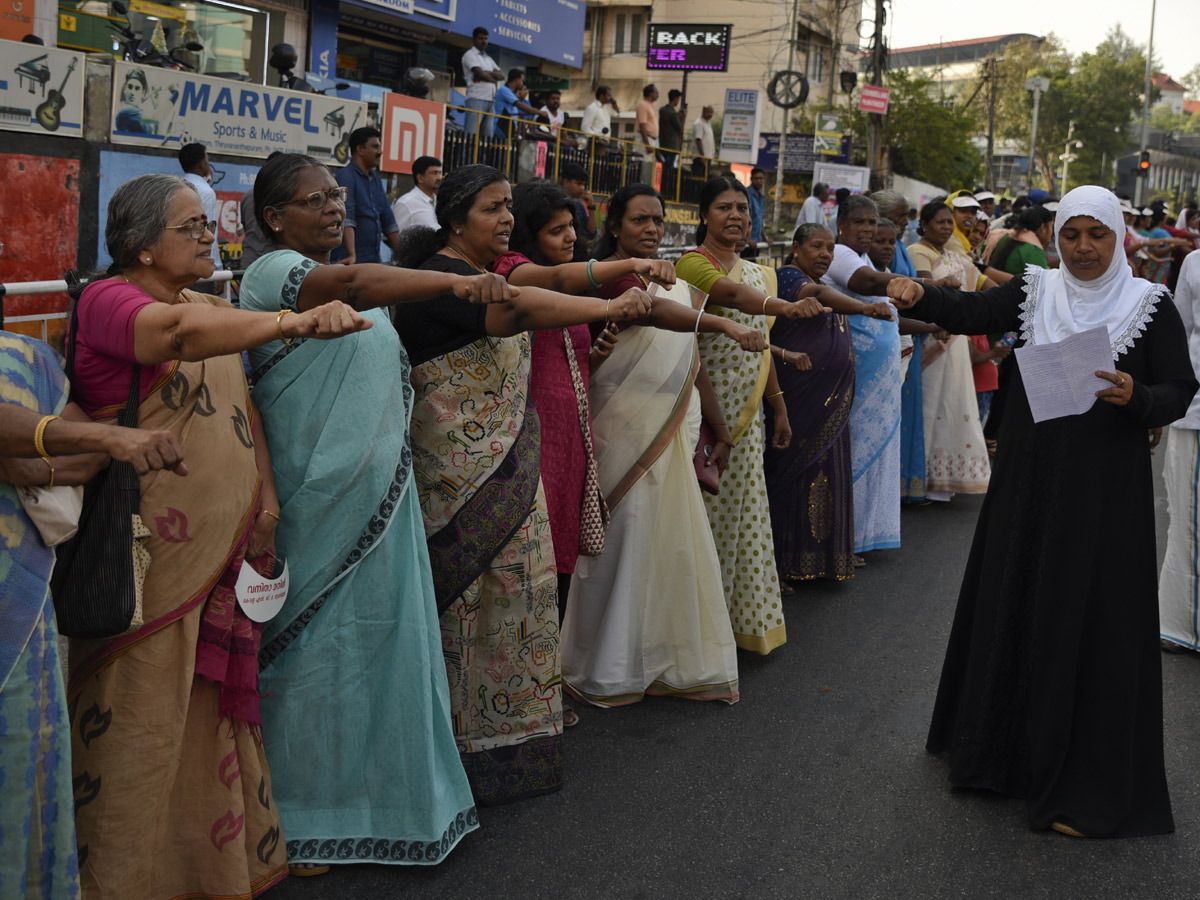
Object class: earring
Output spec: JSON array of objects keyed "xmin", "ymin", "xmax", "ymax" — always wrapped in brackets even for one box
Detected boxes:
[
  {"xmin": 143, "ymin": 256, "xmax": 151, "ymax": 264},
  {"xmin": 454, "ymin": 229, "xmax": 461, "ymax": 235}
]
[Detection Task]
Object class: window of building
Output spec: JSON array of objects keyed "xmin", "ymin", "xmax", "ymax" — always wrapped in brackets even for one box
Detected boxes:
[
  {"xmin": 612, "ymin": 11, "xmax": 645, "ymax": 56},
  {"xmin": 805, "ymin": 45, "xmax": 826, "ymax": 83}
]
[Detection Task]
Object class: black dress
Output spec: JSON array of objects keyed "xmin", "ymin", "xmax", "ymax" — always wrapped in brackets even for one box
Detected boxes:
[{"xmin": 910, "ymin": 274, "xmax": 1198, "ymax": 837}]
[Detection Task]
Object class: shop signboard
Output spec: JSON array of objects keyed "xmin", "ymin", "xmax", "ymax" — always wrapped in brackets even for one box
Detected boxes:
[
  {"xmin": 310, "ymin": 0, "xmax": 339, "ymax": 79},
  {"xmin": 110, "ymin": 61, "xmax": 367, "ymax": 163},
  {"xmin": 755, "ymin": 132, "xmax": 850, "ymax": 172},
  {"xmin": 858, "ymin": 84, "xmax": 890, "ymax": 115},
  {"xmin": 0, "ymin": 0, "xmax": 36, "ymax": 42},
  {"xmin": 0, "ymin": 39, "xmax": 85, "ymax": 137},
  {"xmin": 719, "ymin": 88, "xmax": 762, "ymax": 165},
  {"xmin": 646, "ymin": 23, "xmax": 731, "ymax": 71},
  {"xmin": 380, "ymin": 93, "xmax": 444, "ymax": 175},
  {"xmin": 812, "ymin": 161, "xmax": 871, "ymax": 193}
]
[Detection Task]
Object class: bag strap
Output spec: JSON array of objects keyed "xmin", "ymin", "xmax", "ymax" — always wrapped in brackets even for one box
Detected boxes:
[
  {"xmin": 561, "ymin": 328, "xmax": 594, "ymax": 458},
  {"xmin": 119, "ymin": 364, "xmax": 143, "ymax": 428}
]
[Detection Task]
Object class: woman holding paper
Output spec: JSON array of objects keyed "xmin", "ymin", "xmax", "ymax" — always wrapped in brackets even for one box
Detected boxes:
[{"xmin": 888, "ymin": 186, "xmax": 1198, "ymax": 838}]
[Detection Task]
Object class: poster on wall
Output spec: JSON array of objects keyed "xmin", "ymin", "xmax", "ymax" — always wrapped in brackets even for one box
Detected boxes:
[
  {"xmin": 0, "ymin": 39, "xmax": 85, "ymax": 136},
  {"xmin": 381, "ymin": 94, "xmax": 444, "ymax": 175},
  {"xmin": 719, "ymin": 89, "xmax": 762, "ymax": 165},
  {"xmin": 110, "ymin": 61, "xmax": 367, "ymax": 163}
]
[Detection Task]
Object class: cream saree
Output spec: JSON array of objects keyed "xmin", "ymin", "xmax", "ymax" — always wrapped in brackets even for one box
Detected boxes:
[{"xmin": 562, "ymin": 278, "xmax": 739, "ymax": 706}]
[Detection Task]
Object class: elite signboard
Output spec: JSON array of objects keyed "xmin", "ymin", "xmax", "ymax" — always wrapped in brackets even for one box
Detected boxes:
[{"xmin": 646, "ymin": 24, "xmax": 731, "ymax": 71}]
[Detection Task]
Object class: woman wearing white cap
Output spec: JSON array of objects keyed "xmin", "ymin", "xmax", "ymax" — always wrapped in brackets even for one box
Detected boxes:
[{"xmin": 889, "ymin": 185, "xmax": 1197, "ymax": 837}]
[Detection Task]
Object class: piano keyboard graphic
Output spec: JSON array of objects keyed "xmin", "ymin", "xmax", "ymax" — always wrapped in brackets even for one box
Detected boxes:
[{"xmin": 0, "ymin": 106, "xmax": 32, "ymax": 125}]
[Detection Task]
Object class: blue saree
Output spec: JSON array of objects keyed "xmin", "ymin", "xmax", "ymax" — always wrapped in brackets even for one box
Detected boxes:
[
  {"xmin": 240, "ymin": 250, "xmax": 477, "ymax": 866},
  {"xmin": 0, "ymin": 333, "xmax": 80, "ymax": 900}
]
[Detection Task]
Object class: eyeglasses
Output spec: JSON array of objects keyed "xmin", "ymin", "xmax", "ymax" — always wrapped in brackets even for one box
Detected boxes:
[
  {"xmin": 164, "ymin": 218, "xmax": 218, "ymax": 240},
  {"xmin": 277, "ymin": 187, "xmax": 349, "ymax": 210}
]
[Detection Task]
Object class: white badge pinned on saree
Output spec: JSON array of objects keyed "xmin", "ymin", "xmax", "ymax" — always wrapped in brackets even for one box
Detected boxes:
[{"xmin": 234, "ymin": 559, "xmax": 289, "ymax": 622}]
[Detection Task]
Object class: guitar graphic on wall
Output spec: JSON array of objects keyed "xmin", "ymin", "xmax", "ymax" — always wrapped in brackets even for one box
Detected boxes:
[
  {"xmin": 332, "ymin": 109, "xmax": 361, "ymax": 165},
  {"xmin": 35, "ymin": 58, "xmax": 78, "ymax": 132}
]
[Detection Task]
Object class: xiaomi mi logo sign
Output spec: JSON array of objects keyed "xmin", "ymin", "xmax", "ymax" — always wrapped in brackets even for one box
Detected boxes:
[{"xmin": 382, "ymin": 94, "xmax": 445, "ymax": 175}]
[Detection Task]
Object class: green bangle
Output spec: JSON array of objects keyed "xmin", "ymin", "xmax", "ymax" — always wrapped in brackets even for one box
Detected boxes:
[{"xmin": 586, "ymin": 258, "xmax": 601, "ymax": 288}]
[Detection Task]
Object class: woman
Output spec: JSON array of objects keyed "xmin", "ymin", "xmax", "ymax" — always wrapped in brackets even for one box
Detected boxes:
[
  {"xmin": 816, "ymin": 195, "xmax": 920, "ymax": 554},
  {"xmin": 988, "ymin": 206, "xmax": 1053, "ymax": 275},
  {"xmin": 239, "ymin": 154, "xmax": 510, "ymax": 871},
  {"xmin": 889, "ymin": 185, "xmax": 1198, "ymax": 837},
  {"xmin": 392, "ymin": 165, "xmax": 653, "ymax": 803},
  {"xmin": 674, "ymin": 174, "xmax": 827, "ymax": 652},
  {"xmin": 65, "ymin": 173, "xmax": 369, "ymax": 898},
  {"xmin": 561, "ymin": 183, "xmax": 757, "ymax": 706},
  {"xmin": 908, "ymin": 200, "xmax": 994, "ymax": 501},
  {"xmin": 765, "ymin": 223, "xmax": 893, "ymax": 583},
  {"xmin": 0, "ymin": 333, "xmax": 186, "ymax": 900}
]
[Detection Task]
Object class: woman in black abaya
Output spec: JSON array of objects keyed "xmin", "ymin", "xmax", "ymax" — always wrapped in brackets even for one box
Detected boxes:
[{"xmin": 888, "ymin": 186, "xmax": 1198, "ymax": 838}]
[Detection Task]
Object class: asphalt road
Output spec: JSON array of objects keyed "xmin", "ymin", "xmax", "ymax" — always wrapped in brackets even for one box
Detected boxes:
[{"xmin": 272, "ymin": 449, "xmax": 1200, "ymax": 900}]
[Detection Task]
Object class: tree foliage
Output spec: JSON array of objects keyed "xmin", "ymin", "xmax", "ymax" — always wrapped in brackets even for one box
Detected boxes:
[{"xmin": 848, "ymin": 69, "xmax": 983, "ymax": 190}]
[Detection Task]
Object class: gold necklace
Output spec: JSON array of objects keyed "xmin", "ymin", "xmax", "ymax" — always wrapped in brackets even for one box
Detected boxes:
[
  {"xmin": 444, "ymin": 244, "xmax": 486, "ymax": 273},
  {"xmin": 700, "ymin": 239, "xmax": 735, "ymax": 273}
]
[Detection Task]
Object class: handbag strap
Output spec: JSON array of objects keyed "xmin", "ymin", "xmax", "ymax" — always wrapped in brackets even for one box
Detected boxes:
[
  {"xmin": 561, "ymin": 328, "xmax": 595, "ymax": 459},
  {"xmin": 63, "ymin": 273, "xmax": 142, "ymax": 427},
  {"xmin": 119, "ymin": 363, "xmax": 143, "ymax": 427}
]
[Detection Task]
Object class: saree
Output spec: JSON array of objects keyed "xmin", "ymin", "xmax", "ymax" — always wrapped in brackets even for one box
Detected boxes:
[
  {"xmin": 66, "ymin": 291, "xmax": 286, "ymax": 900},
  {"xmin": 408, "ymin": 300, "xmax": 564, "ymax": 804},
  {"xmin": 908, "ymin": 244, "xmax": 991, "ymax": 495},
  {"xmin": 0, "ymin": 333, "xmax": 79, "ymax": 900},
  {"xmin": 240, "ymin": 250, "xmax": 477, "ymax": 864},
  {"xmin": 823, "ymin": 249, "xmax": 902, "ymax": 552},
  {"xmin": 675, "ymin": 250, "xmax": 786, "ymax": 654},
  {"xmin": 562, "ymin": 275, "xmax": 739, "ymax": 705},
  {"xmin": 762, "ymin": 266, "xmax": 856, "ymax": 581}
]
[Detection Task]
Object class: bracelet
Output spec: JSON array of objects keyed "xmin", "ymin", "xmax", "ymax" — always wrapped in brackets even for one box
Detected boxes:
[
  {"xmin": 604, "ymin": 297, "xmax": 611, "ymax": 326},
  {"xmin": 762, "ymin": 296, "xmax": 770, "ymax": 316},
  {"xmin": 259, "ymin": 508, "xmax": 281, "ymax": 522},
  {"xmin": 34, "ymin": 414, "xmax": 59, "ymax": 459},
  {"xmin": 766, "ymin": 390, "xmax": 784, "ymax": 399},
  {"xmin": 276, "ymin": 309, "xmax": 296, "ymax": 346},
  {"xmin": 586, "ymin": 259, "xmax": 601, "ymax": 288},
  {"xmin": 42, "ymin": 457, "xmax": 55, "ymax": 490}
]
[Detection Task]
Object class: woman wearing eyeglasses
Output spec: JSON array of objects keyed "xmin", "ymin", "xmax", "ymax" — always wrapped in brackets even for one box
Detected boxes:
[
  {"xmin": 236, "ymin": 155, "xmax": 514, "ymax": 875},
  {"xmin": 65, "ymin": 173, "xmax": 372, "ymax": 898}
]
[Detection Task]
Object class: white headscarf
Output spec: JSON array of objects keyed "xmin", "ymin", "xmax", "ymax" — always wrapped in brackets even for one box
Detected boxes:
[{"xmin": 1020, "ymin": 185, "xmax": 1165, "ymax": 357}]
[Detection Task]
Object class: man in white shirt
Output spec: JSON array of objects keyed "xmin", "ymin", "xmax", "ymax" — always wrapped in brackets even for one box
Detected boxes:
[
  {"xmin": 178, "ymin": 142, "xmax": 223, "ymax": 278},
  {"xmin": 392, "ymin": 155, "xmax": 441, "ymax": 235},
  {"xmin": 582, "ymin": 85, "xmax": 618, "ymax": 152},
  {"xmin": 538, "ymin": 89, "xmax": 576, "ymax": 148},
  {"xmin": 692, "ymin": 105, "xmax": 716, "ymax": 160},
  {"xmin": 461, "ymin": 27, "xmax": 503, "ymax": 139},
  {"xmin": 795, "ymin": 182, "xmax": 830, "ymax": 230}
]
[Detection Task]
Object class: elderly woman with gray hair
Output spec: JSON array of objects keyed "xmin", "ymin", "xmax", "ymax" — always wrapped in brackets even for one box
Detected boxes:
[
  {"xmin": 817, "ymin": 193, "xmax": 921, "ymax": 555},
  {"xmin": 65, "ymin": 172, "xmax": 370, "ymax": 898}
]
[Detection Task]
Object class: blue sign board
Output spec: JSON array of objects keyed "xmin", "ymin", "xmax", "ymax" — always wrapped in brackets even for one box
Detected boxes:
[
  {"xmin": 310, "ymin": 0, "xmax": 339, "ymax": 79},
  {"xmin": 756, "ymin": 132, "xmax": 850, "ymax": 173}
]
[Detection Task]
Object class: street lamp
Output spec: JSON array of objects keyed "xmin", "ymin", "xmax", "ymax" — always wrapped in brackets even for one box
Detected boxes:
[{"xmin": 1025, "ymin": 76, "xmax": 1050, "ymax": 191}]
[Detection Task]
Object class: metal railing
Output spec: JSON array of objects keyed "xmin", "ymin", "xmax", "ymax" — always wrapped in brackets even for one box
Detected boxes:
[{"xmin": 441, "ymin": 103, "xmax": 724, "ymax": 205}]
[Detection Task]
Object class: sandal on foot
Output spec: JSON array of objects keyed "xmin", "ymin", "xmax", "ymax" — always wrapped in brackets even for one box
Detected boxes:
[
  {"xmin": 563, "ymin": 706, "xmax": 580, "ymax": 728},
  {"xmin": 852, "ymin": 555, "xmax": 867, "ymax": 568},
  {"xmin": 290, "ymin": 864, "xmax": 330, "ymax": 877},
  {"xmin": 1050, "ymin": 822, "xmax": 1088, "ymax": 838}
]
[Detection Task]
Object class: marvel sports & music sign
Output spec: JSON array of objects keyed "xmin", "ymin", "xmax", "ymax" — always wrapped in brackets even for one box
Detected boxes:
[{"xmin": 646, "ymin": 24, "xmax": 731, "ymax": 72}]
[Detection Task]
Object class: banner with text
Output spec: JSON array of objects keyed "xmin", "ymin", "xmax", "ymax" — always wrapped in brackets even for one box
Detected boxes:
[
  {"xmin": 756, "ymin": 133, "xmax": 850, "ymax": 173},
  {"xmin": 719, "ymin": 89, "xmax": 763, "ymax": 165},
  {"xmin": 814, "ymin": 112, "xmax": 846, "ymax": 156},
  {"xmin": 0, "ymin": 39, "xmax": 85, "ymax": 137},
  {"xmin": 110, "ymin": 61, "xmax": 367, "ymax": 163}
]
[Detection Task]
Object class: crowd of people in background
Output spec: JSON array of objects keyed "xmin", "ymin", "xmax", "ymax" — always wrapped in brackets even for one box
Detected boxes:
[{"xmin": 6, "ymin": 112, "xmax": 1200, "ymax": 898}]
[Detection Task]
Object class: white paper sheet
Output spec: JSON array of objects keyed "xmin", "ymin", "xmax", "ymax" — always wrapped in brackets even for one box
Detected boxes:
[{"xmin": 1015, "ymin": 326, "xmax": 1115, "ymax": 423}]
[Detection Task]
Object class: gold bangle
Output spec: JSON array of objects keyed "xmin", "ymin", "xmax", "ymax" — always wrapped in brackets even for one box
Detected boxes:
[
  {"xmin": 259, "ymin": 508, "xmax": 281, "ymax": 522},
  {"xmin": 605, "ymin": 297, "xmax": 611, "ymax": 326},
  {"xmin": 762, "ymin": 296, "xmax": 770, "ymax": 316},
  {"xmin": 276, "ymin": 309, "xmax": 296, "ymax": 346},
  {"xmin": 766, "ymin": 390, "xmax": 784, "ymax": 399},
  {"xmin": 42, "ymin": 457, "xmax": 54, "ymax": 490},
  {"xmin": 34, "ymin": 414, "xmax": 59, "ymax": 460}
]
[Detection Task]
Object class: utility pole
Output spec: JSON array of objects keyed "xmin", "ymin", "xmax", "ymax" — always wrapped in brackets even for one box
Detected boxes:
[
  {"xmin": 771, "ymin": 0, "xmax": 801, "ymax": 241},
  {"xmin": 1136, "ymin": 0, "xmax": 1158, "ymax": 206},
  {"xmin": 865, "ymin": 0, "xmax": 886, "ymax": 185},
  {"xmin": 1060, "ymin": 120, "xmax": 1082, "ymax": 194},
  {"xmin": 985, "ymin": 57, "xmax": 996, "ymax": 191},
  {"xmin": 1025, "ymin": 76, "xmax": 1049, "ymax": 191}
]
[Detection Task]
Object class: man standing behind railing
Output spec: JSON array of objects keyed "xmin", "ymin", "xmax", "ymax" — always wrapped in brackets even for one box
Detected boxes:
[
  {"xmin": 658, "ymin": 89, "xmax": 685, "ymax": 198},
  {"xmin": 539, "ymin": 90, "xmax": 577, "ymax": 149},
  {"xmin": 462, "ymin": 27, "xmax": 504, "ymax": 140},
  {"xmin": 492, "ymin": 69, "xmax": 542, "ymax": 139},
  {"xmin": 635, "ymin": 84, "xmax": 659, "ymax": 158},
  {"xmin": 582, "ymin": 85, "xmax": 618, "ymax": 154}
]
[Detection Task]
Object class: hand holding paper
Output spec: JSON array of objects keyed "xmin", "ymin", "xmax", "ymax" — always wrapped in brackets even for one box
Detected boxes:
[{"xmin": 1015, "ymin": 326, "xmax": 1115, "ymax": 423}]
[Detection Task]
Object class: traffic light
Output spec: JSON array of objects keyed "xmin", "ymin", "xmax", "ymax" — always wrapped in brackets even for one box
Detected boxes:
[{"xmin": 1138, "ymin": 150, "xmax": 1151, "ymax": 176}]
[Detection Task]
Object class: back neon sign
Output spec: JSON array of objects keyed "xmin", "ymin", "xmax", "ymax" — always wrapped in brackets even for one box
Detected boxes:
[{"xmin": 646, "ymin": 24, "xmax": 732, "ymax": 71}]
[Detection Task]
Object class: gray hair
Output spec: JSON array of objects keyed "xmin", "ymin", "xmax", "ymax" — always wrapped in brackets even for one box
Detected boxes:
[
  {"xmin": 837, "ymin": 193, "xmax": 877, "ymax": 224},
  {"xmin": 791, "ymin": 222, "xmax": 833, "ymax": 246},
  {"xmin": 870, "ymin": 189, "xmax": 908, "ymax": 215},
  {"xmin": 106, "ymin": 174, "xmax": 197, "ymax": 275}
]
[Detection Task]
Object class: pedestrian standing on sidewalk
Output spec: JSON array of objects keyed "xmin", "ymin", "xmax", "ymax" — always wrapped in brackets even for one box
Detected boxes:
[
  {"xmin": 461, "ymin": 26, "xmax": 503, "ymax": 140},
  {"xmin": 890, "ymin": 185, "xmax": 1198, "ymax": 838},
  {"xmin": 330, "ymin": 127, "xmax": 400, "ymax": 265}
]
